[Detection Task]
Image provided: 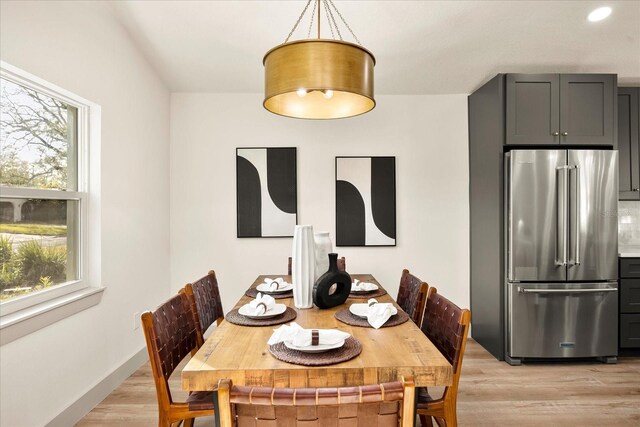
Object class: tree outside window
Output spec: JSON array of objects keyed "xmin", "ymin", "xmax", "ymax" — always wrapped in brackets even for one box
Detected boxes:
[{"xmin": 0, "ymin": 78, "xmax": 79, "ymax": 301}]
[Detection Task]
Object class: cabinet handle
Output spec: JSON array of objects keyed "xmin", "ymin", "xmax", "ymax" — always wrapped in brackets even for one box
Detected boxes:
[
  {"xmin": 562, "ymin": 132, "xmax": 569, "ymax": 136},
  {"xmin": 552, "ymin": 132, "xmax": 559, "ymax": 136},
  {"xmin": 633, "ymin": 189, "xmax": 640, "ymax": 192}
]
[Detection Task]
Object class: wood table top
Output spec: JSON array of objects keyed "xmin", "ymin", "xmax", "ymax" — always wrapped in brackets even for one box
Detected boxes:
[{"xmin": 182, "ymin": 274, "xmax": 452, "ymax": 391}]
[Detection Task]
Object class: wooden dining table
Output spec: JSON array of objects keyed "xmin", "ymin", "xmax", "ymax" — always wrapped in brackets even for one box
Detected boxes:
[{"xmin": 182, "ymin": 274, "xmax": 452, "ymax": 391}]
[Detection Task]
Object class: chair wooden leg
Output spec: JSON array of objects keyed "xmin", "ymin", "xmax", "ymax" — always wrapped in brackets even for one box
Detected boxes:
[
  {"xmin": 183, "ymin": 418, "xmax": 194, "ymax": 427},
  {"xmin": 443, "ymin": 397, "xmax": 457, "ymax": 427},
  {"xmin": 158, "ymin": 412, "xmax": 170, "ymax": 427},
  {"xmin": 419, "ymin": 414, "xmax": 432, "ymax": 426}
]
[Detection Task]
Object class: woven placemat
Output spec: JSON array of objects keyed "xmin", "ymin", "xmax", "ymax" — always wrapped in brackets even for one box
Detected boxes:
[
  {"xmin": 269, "ymin": 336, "xmax": 362, "ymax": 366},
  {"xmin": 245, "ymin": 287, "xmax": 293, "ymax": 300},
  {"xmin": 225, "ymin": 307, "xmax": 297, "ymax": 326},
  {"xmin": 334, "ymin": 308, "xmax": 410, "ymax": 328},
  {"xmin": 348, "ymin": 288, "xmax": 388, "ymax": 299}
]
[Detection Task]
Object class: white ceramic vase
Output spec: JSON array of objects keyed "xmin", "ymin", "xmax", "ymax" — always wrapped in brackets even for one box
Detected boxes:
[
  {"xmin": 313, "ymin": 231, "xmax": 333, "ymax": 282},
  {"xmin": 291, "ymin": 225, "xmax": 316, "ymax": 309}
]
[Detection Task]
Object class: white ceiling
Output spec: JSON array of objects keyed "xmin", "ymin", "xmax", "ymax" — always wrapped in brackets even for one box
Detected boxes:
[{"xmin": 111, "ymin": 0, "xmax": 640, "ymax": 94}]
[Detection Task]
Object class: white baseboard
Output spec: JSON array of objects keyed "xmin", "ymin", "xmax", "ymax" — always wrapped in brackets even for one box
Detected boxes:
[{"xmin": 46, "ymin": 346, "xmax": 149, "ymax": 427}]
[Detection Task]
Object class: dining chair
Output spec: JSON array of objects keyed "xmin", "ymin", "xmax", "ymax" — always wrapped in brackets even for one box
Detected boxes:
[
  {"xmin": 183, "ymin": 270, "xmax": 224, "ymax": 347},
  {"xmin": 141, "ymin": 293, "xmax": 215, "ymax": 426},
  {"xmin": 288, "ymin": 256, "xmax": 346, "ymax": 275},
  {"xmin": 417, "ymin": 287, "xmax": 471, "ymax": 427},
  {"xmin": 214, "ymin": 376, "xmax": 416, "ymax": 427},
  {"xmin": 396, "ymin": 269, "xmax": 429, "ymax": 326}
]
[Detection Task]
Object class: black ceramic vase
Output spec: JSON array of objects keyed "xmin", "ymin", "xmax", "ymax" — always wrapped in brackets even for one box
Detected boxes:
[{"xmin": 313, "ymin": 253, "xmax": 352, "ymax": 309}]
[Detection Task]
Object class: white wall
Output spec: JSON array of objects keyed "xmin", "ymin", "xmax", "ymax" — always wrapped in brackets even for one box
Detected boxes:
[
  {"xmin": 0, "ymin": 2, "xmax": 170, "ymax": 426},
  {"xmin": 170, "ymin": 93, "xmax": 469, "ymax": 312}
]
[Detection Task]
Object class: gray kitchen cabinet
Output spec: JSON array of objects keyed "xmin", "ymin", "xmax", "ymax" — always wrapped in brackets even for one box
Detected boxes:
[
  {"xmin": 620, "ymin": 279, "xmax": 640, "ymax": 313},
  {"xmin": 506, "ymin": 73, "xmax": 616, "ymax": 145},
  {"xmin": 618, "ymin": 88, "xmax": 640, "ymax": 200},
  {"xmin": 506, "ymin": 74, "xmax": 559, "ymax": 145},
  {"xmin": 619, "ymin": 258, "xmax": 640, "ymax": 350}
]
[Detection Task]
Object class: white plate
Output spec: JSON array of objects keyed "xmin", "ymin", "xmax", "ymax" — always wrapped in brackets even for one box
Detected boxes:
[
  {"xmin": 256, "ymin": 282, "xmax": 294, "ymax": 293},
  {"xmin": 238, "ymin": 303, "xmax": 287, "ymax": 319},
  {"xmin": 349, "ymin": 303, "xmax": 371, "ymax": 318},
  {"xmin": 350, "ymin": 283, "xmax": 379, "ymax": 294},
  {"xmin": 284, "ymin": 339, "xmax": 345, "ymax": 353}
]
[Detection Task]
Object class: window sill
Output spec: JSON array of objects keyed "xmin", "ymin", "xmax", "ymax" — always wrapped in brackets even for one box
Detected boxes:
[{"xmin": 0, "ymin": 287, "xmax": 105, "ymax": 346}]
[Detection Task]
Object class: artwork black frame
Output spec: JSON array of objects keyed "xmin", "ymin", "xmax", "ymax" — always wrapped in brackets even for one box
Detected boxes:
[
  {"xmin": 236, "ymin": 147, "xmax": 298, "ymax": 238},
  {"xmin": 335, "ymin": 156, "xmax": 396, "ymax": 247}
]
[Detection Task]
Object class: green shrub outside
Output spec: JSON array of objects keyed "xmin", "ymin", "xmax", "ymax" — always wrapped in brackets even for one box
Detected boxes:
[
  {"xmin": 0, "ymin": 236, "xmax": 12, "ymax": 265},
  {"xmin": 0, "ymin": 263, "xmax": 21, "ymax": 290},
  {"xmin": 0, "ymin": 238, "xmax": 67, "ymax": 299},
  {"xmin": 15, "ymin": 240, "xmax": 66, "ymax": 286}
]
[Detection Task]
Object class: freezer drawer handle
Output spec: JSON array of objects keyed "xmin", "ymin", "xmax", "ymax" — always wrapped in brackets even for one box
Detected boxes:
[{"xmin": 517, "ymin": 287, "xmax": 616, "ymax": 294}]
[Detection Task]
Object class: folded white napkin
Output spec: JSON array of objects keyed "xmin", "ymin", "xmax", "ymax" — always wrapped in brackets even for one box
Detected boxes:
[
  {"xmin": 248, "ymin": 292, "xmax": 276, "ymax": 316},
  {"xmin": 366, "ymin": 298, "xmax": 397, "ymax": 329},
  {"xmin": 263, "ymin": 277, "xmax": 288, "ymax": 291},
  {"xmin": 267, "ymin": 322, "xmax": 350, "ymax": 347},
  {"xmin": 351, "ymin": 279, "xmax": 377, "ymax": 292}
]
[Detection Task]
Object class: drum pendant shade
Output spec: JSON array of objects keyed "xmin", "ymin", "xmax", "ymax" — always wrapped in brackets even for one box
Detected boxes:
[{"xmin": 263, "ymin": 1, "xmax": 376, "ymax": 120}]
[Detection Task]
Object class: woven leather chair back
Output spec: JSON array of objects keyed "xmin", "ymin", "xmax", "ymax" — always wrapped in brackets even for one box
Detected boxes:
[
  {"xmin": 143, "ymin": 293, "xmax": 199, "ymax": 382},
  {"xmin": 288, "ymin": 256, "xmax": 346, "ymax": 275},
  {"xmin": 184, "ymin": 270, "xmax": 224, "ymax": 344},
  {"xmin": 141, "ymin": 293, "xmax": 216, "ymax": 425},
  {"xmin": 216, "ymin": 377, "xmax": 415, "ymax": 427},
  {"xmin": 421, "ymin": 287, "xmax": 470, "ymax": 373},
  {"xmin": 396, "ymin": 269, "xmax": 428, "ymax": 326}
]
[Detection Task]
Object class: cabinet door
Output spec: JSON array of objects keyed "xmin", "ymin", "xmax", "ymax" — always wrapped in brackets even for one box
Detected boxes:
[
  {"xmin": 620, "ymin": 279, "xmax": 640, "ymax": 313},
  {"xmin": 620, "ymin": 257, "xmax": 640, "ymax": 278},
  {"xmin": 620, "ymin": 314, "xmax": 640, "ymax": 348},
  {"xmin": 506, "ymin": 74, "xmax": 560, "ymax": 145},
  {"xmin": 618, "ymin": 88, "xmax": 640, "ymax": 200},
  {"xmin": 559, "ymin": 74, "xmax": 616, "ymax": 145}
]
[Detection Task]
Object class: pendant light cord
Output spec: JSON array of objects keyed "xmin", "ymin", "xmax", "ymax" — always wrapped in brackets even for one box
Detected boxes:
[
  {"xmin": 306, "ymin": 0, "xmax": 317, "ymax": 39},
  {"xmin": 284, "ymin": 0, "xmax": 313, "ymax": 43},
  {"xmin": 327, "ymin": 0, "xmax": 361, "ymax": 45},
  {"xmin": 284, "ymin": 0, "xmax": 362, "ymax": 46},
  {"xmin": 322, "ymin": 0, "xmax": 339, "ymax": 40}
]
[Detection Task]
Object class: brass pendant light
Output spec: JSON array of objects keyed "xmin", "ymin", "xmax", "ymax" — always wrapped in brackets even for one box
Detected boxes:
[{"xmin": 263, "ymin": 0, "xmax": 375, "ymax": 120}]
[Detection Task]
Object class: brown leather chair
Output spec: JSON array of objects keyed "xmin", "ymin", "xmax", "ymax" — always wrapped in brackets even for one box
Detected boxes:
[
  {"xmin": 288, "ymin": 256, "xmax": 346, "ymax": 275},
  {"xmin": 215, "ymin": 376, "xmax": 416, "ymax": 427},
  {"xmin": 396, "ymin": 269, "xmax": 429, "ymax": 326},
  {"xmin": 183, "ymin": 270, "xmax": 224, "ymax": 347},
  {"xmin": 417, "ymin": 287, "xmax": 471, "ymax": 427},
  {"xmin": 141, "ymin": 293, "xmax": 215, "ymax": 426}
]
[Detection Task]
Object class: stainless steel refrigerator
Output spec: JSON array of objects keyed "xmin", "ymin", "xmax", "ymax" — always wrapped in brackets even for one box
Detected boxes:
[{"xmin": 505, "ymin": 149, "xmax": 618, "ymax": 364}]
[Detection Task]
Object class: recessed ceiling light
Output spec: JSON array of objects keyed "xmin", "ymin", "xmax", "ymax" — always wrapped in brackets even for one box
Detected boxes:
[{"xmin": 588, "ymin": 6, "xmax": 612, "ymax": 22}]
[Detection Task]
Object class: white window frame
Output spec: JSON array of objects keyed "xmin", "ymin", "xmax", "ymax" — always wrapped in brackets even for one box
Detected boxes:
[{"xmin": 0, "ymin": 61, "xmax": 102, "ymax": 342}]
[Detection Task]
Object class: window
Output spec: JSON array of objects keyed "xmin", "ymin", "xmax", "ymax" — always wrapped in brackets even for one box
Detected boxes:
[{"xmin": 0, "ymin": 62, "xmax": 99, "ymax": 320}]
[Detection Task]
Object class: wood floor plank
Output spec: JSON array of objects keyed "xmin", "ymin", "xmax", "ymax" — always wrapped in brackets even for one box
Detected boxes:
[{"xmin": 77, "ymin": 340, "xmax": 640, "ymax": 426}]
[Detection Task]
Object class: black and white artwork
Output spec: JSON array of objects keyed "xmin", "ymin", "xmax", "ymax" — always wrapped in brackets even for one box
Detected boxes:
[
  {"xmin": 236, "ymin": 148, "xmax": 297, "ymax": 237},
  {"xmin": 335, "ymin": 156, "xmax": 396, "ymax": 246}
]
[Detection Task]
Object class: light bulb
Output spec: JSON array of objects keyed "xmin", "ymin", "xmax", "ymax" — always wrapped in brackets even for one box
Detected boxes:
[
  {"xmin": 588, "ymin": 6, "xmax": 612, "ymax": 22},
  {"xmin": 323, "ymin": 90, "xmax": 334, "ymax": 99},
  {"xmin": 296, "ymin": 89, "xmax": 307, "ymax": 97}
]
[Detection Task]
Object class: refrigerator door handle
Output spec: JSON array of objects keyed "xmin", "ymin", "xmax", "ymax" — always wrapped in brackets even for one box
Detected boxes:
[
  {"xmin": 569, "ymin": 164, "xmax": 581, "ymax": 266},
  {"xmin": 575, "ymin": 164, "xmax": 581, "ymax": 266},
  {"xmin": 507, "ymin": 154, "xmax": 513, "ymax": 280},
  {"xmin": 556, "ymin": 166, "xmax": 568, "ymax": 266},
  {"xmin": 517, "ymin": 286, "xmax": 616, "ymax": 294}
]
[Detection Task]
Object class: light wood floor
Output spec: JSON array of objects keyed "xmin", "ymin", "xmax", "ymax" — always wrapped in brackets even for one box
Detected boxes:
[{"xmin": 77, "ymin": 340, "xmax": 640, "ymax": 426}]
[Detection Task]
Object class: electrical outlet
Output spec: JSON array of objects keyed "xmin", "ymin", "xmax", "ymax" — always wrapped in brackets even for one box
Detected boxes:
[{"xmin": 133, "ymin": 312, "xmax": 141, "ymax": 331}]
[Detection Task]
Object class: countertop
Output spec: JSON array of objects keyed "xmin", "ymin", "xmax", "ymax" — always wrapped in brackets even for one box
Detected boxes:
[{"xmin": 619, "ymin": 245, "xmax": 640, "ymax": 258}]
